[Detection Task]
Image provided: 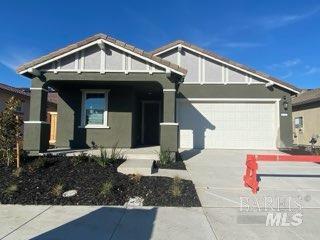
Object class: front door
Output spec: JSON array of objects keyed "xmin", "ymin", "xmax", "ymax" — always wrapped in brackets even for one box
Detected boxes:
[{"xmin": 142, "ymin": 102, "xmax": 160, "ymax": 145}]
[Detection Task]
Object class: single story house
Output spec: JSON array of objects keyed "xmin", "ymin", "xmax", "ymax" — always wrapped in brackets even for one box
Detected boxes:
[
  {"xmin": 0, "ymin": 82, "xmax": 58, "ymax": 144},
  {"xmin": 16, "ymin": 33, "xmax": 300, "ymax": 156},
  {"xmin": 292, "ymin": 89, "xmax": 320, "ymax": 146}
]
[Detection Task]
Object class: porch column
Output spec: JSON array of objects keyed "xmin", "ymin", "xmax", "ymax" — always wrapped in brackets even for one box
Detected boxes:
[
  {"xmin": 160, "ymin": 88, "xmax": 178, "ymax": 157},
  {"xmin": 23, "ymin": 77, "xmax": 50, "ymax": 154}
]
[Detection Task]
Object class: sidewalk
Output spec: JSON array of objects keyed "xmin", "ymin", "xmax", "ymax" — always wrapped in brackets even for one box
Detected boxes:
[{"xmin": 0, "ymin": 205, "xmax": 216, "ymax": 240}]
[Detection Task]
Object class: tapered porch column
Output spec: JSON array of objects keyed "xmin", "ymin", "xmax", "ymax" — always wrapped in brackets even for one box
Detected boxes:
[
  {"xmin": 160, "ymin": 88, "xmax": 178, "ymax": 158},
  {"xmin": 23, "ymin": 77, "xmax": 50, "ymax": 154}
]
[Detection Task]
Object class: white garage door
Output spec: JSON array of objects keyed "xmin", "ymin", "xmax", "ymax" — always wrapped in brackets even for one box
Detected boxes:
[{"xmin": 177, "ymin": 100, "xmax": 278, "ymax": 150}]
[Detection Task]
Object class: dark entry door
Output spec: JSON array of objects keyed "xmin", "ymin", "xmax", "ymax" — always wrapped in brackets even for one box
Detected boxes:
[{"xmin": 143, "ymin": 102, "xmax": 160, "ymax": 145}]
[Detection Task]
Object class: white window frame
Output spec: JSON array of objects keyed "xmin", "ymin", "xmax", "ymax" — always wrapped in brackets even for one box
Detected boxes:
[{"xmin": 79, "ymin": 89, "xmax": 110, "ymax": 129}]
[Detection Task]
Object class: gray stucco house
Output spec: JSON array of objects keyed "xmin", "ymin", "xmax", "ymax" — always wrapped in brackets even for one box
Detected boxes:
[{"xmin": 17, "ymin": 33, "xmax": 300, "ymax": 156}]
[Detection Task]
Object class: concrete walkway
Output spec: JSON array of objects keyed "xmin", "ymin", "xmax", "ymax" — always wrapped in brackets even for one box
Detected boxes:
[
  {"xmin": 181, "ymin": 149, "xmax": 320, "ymax": 240},
  {"xmin": 0, "ymin": 205, "xmax": 216, "ymax": 240}
]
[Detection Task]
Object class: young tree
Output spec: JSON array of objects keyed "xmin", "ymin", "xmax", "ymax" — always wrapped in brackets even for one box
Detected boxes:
[{"xmin": 0, "ymin": 97, "xmax": 23, "ymax": 166}]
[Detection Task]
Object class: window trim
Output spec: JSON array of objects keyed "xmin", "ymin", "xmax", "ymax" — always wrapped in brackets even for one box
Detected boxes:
[{"xmin": 79, "ymin": 89, "xmax": 110, "ymax": 129}]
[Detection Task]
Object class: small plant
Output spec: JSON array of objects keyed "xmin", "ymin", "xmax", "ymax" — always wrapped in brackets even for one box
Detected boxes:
[
  {"xmin": 95, "ymin": 144, "xmax": 124, "ymax": 167},
  {"xmin": 71, "ymin": 152, "xmax": 89, "ymax": 165},
  {"xmin": 158, "ymin": 149, "xmax": 173, "ymax": 166},
  {"xmin": 100, "ymin": 180, "xmax": 113, "ymax": 197},
  {"xmin": 12, "ymin": 167, "xmax": 23, "ymax": 177},
  {"xmin": 109, "ymin": 142, "xmax": 124, "ymax": 163},
  {"xmin": 170, "ymin": 176, "xmax": 182, "ymax": 197},
  {"xmin": 131, "ymin": 174, "xmax": 142, "ymax": 183},
  {"xmin": 51, "ymin": 183, "xmax": 64, "ymax": 197},
  {"xmin": 3, "ymin": 184, "xmax": 18, "ymax": 196},
  {"xmin": 29, "ymin": 157, "xmax": 56, "ymax": 172}
]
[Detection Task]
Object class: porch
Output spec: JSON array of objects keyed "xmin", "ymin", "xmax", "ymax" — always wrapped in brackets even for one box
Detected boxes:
[{"xmin": 23, "ymin": 73, "xmax": 180, "ymax": 157}]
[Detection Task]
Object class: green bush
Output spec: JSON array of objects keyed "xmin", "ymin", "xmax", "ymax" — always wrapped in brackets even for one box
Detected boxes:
[
  {"xmin": 0, "ymin": 97, "xmax": 23, "ymax": 166},
  {"xmin": 3, "ymin": 184, "xmax": 18, "ymax": 196},
  {"xmin": 100, "ymin": 180, "xmax": 113, "ymax": 197},
  {"xmin": 158, "ymin": 149, "xmax": 173, "ymax": 166}
]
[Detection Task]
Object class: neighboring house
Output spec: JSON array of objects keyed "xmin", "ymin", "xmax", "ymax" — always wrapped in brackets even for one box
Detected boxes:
[
  {"xmin": 292, "ymin": 89, "xmax": 320, "ymax": 146},
  {"xmin": 0, "ymin": 83, "xmax": 30, "ymax": 121},
  {"xmin": 0, "ymin": 83, "xmax": 58, "ymax": 144},
  {"xmin": 16, "ymin": 33, "xmax": 300, "ymax": 156}
]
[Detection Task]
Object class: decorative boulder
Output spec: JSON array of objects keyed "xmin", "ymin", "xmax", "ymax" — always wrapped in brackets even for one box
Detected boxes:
[{"xmin": 62, "ymin": 190, "xmax": 77, "ymax": 198}]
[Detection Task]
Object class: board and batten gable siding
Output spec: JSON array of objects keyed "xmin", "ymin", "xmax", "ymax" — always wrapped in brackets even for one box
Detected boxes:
[
  {"xmin": 160, "ymin": 47, "xmax": 262, "ymax": 84},
  {"xmin": 39, "ymin": 44, "xmax": 165, "ymax": 74}
]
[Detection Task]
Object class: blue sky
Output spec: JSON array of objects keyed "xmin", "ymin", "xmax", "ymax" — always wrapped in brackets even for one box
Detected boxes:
[{"xmin": 0, "ymin": 0, "xmax": 320, "ymax": 89}]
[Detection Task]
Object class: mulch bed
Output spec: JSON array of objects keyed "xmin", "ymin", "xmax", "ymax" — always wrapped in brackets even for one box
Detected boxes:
[
  {"xmin": 154, "ymin": 161, "xmax": 186, "ymax": 170},
  {"xmin": 0, "ymin": 156, "xmax": 200, "ymax": 207}
]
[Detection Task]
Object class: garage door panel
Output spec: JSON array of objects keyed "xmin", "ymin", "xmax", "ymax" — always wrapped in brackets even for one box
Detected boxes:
[{"xmin": 177, "ymin": 101, "xmax": 277, "ymax": 150}]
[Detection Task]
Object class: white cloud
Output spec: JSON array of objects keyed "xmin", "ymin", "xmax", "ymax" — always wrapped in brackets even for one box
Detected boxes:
[
  {"xmin": 268, "ymin": 58, "xmax": 301, "ymax": 70},
  {"xmin": 304, "ymin": 66, "xmax": 320, "ymax": 75},
  {"xmin": 258, "ymin": 7, "xmax": 320, "ymax": 29},
  {"xmin": 0, "ymin": 47, "xmax": 40, "ymax": 70},
  {"xmin": 221, "ymin": 42, "xmax": 264, "ymax": 48}
]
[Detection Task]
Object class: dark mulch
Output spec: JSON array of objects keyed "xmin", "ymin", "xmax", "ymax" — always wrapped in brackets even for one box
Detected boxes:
[
  {"xmin": 154, "ymin": 161, "xmax": 186, "ymax": 170},
  {"xmin": 0, "ymin": 156, "xmax": 200, "ymax": 207},
  {"xmin": 280, "ymin": 146, "xmax": 319, "ymax": 155}
]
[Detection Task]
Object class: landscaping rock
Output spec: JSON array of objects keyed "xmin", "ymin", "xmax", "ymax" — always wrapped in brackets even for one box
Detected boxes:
[
  {"xmin": 62, "ymin": 190, "xmax": 77, "ymax": 198},
  {"xmin": 127, "ymin": 196, "xmax": 144, "ymax": 207}
]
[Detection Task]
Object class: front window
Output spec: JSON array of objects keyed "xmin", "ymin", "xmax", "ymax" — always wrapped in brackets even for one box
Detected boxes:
[
  {"xmin": 81, "ymin": 90, "xmax": 109, "ymax": 128},
  {"xmin": 294, "ymin": 117, "xmax": 303, "ymax": 128}
]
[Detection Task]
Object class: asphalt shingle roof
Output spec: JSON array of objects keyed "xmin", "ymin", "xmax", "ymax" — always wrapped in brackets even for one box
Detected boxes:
[{"xmin": 292, "ymin": 88, "xmax": 320, "ymax": 106}]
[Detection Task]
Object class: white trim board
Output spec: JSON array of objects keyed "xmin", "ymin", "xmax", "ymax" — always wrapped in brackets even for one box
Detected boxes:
[
  {"xmin": 154, "ymin": 44, "xmax": 299, "ymax": 94},
  {"xmin": 19, "ymin": 39, "xmax": 185, "ymax": 76},
  {"xmin": 177, "ymin": 98, "xmax": 281, "ymax": 103}
]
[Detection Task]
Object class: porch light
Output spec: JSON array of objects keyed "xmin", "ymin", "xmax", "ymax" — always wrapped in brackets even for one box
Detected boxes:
[{"xmin": 283, "ymin": 96, "xmax": 288, "ymax": 111}]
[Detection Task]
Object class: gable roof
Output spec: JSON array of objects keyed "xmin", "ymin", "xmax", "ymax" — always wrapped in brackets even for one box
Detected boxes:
[
  {"xmin": 0, "ymin": 82, "xmax": 58, "ymax": 105},
  {"xmin": 16, "ymin": 33, "xmax": 187, "ymax": 76},
  {"xmin": 0, "ymin": 83, "xmax": 30, "ymax": 97},
  {"xmin": 152, "ymin": 40, "xmax": 300, "ymax": 94},
  {"xmin": 292, "ymin": 88, "xmax": 320, "ymax": 107}
]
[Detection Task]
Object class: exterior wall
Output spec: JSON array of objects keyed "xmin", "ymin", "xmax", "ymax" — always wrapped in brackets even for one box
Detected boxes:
[
  {"xmin": 177, "ymin": 84, "xmax": 293, "ymax": 148},
  {"xmin": 160, "ymin": 48, "xmax": 262, "ymax": 84},
  {"xmin": 56, "ymin": 85, "xmax": 135, "ymax": 148},
  {"xmin": 0, "ymin": 90, "xmax": 30, "ymax": 121},
  {"xmin": 39, "ymin": 44, "xmax": 166, "ymax": 74},
  {"xmin": 293, "ymin": 102, "xmax": 320, "ymax": 146}
]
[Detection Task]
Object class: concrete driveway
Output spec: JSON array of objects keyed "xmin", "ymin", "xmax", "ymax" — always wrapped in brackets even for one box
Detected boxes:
[{"xmin": 181, "ymin": 149, "xmax": 320, "ymax": 240}]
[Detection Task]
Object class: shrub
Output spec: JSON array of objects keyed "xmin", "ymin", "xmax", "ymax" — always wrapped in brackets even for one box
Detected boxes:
[
  {"xmin": 12, "ymin": 167, "xmax": 23, "ymax": 177},
  {"xmin": 131, "ymin": 174, "xmax": 142, "ymax": 183},
  {"xmin": 71, "ymin": 152, "xmax": 89, "ymax": 165},
  {"xmin": 0, "ymin": 97, "xmax": 23, "ymax": 166},
  {"xmin": 100, "ymin": 180, "xmax": 113, "ymax": 197},
  {"xmin": 29, "ymin": 157, "xmax": 56, "ymax": 172},
  {"xmin": 158, "ymin": 149, "xmax": 173, "ymax": 166},
  {"xmin": 3, "ymin": 184, "xmax": 18, "ymax": 196},
  {"xmin": 109, "ymin": 143, "xmax": 124, "ymax": 162},
  {"xmin": 170, "ymin": 176, "xmax": 182, "ymax": 197},
  {"xmin": 51, "ymin": 183, "xmax": 64, "ymax": 197},
  {"xmin": 95, "ymin": 144, "xmax": 124, "ymax": 167}
]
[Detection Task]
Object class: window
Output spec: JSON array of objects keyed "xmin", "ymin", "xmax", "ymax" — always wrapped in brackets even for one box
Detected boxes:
[
  {"xmin": 16, "ymin": 101, "xmax": 23, "ymax": 113},
  {"xmin": 81, "ymin": 90, "xmax": 110, "ymax": 128},
  {"xmin": 294, "ymin": 117, "xmax": 303, "ymax": 128}
]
